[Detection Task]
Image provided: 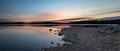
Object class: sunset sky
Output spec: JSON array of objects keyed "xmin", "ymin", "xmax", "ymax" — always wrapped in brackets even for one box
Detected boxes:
[{"xmin": 0, "ymin": 0, "xmax": 120, "ymax": 22}]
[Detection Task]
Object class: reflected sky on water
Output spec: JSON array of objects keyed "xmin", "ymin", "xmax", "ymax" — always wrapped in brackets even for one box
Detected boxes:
[{"xmin": 0, "ymin": 26, "xmax": 66, "ymax": 51}]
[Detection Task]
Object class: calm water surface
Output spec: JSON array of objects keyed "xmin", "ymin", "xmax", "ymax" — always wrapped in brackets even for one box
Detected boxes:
[{"xmin": 0, "ymin": 26, "xmax": 66, "ymax": 51}]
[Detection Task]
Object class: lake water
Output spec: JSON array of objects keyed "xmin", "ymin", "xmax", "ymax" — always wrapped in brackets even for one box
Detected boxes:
[{"xmin": 0, "ymin": 26, "xmax": 66, "ymax": 51}]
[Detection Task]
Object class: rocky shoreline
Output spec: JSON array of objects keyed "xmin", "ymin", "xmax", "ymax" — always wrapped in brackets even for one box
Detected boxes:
[{"xmin": 43, "ymin": 24, "xmax": 120, "ymax": 51}]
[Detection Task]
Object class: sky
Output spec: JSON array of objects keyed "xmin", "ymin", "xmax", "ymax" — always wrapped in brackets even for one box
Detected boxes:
[{"xmin": 0, "ymin": 0, "xmax": 120, "ymax": 22}]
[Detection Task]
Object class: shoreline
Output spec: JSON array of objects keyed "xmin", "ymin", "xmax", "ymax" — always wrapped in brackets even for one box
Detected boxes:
[{"xmin": 43, "ymin": 24, "xmax": 120, "ymax": 51}]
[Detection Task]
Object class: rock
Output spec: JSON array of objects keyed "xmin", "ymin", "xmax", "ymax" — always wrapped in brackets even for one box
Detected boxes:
[
  {"xmin": 49, "ymin": 29, "xmax": 52, "ymax": 31},
  {"xmin": 51, "ymin": 42, "xmax": 54, "ymax": 44}
]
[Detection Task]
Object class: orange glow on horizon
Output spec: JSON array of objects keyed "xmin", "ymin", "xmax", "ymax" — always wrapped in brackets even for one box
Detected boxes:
[{"xmin": 12, "ymin": 12, "xmax": 120, "ymax": 23}]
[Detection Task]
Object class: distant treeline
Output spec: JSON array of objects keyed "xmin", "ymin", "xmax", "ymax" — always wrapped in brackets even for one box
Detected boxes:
[
  {"xmin": 29, "ymin": 21, "xmax": 65, "ymax": 24},
  {"xmin": 70, "ymin": 19, "xmax": 120, "ymax": 24},
  {"xmin": 0, "ymin": 22, "xmax": 25, "ymax": 24},
  {"xmin": 0, "ymin": 19, "xmax": 120, "ymax": 24}
]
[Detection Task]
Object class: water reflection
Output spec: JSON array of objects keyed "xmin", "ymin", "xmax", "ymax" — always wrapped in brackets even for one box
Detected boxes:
[
  {"xmin": 0, "ymin": 26, "xmax": 66, "ymax": 51},
  {"xmin": 2, "ymin": 24, "xmax": 120, "ymax": 51}
]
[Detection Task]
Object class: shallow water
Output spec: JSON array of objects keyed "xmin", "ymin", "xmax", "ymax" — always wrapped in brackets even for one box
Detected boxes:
[{"xmin": 0, "ymin": 26, "xmax": 65, "ymax": 51}]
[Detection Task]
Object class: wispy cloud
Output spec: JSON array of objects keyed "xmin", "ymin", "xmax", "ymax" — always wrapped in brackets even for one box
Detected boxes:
[
  {"xmin": 83, "ymin": 7, "xmax": 120, "ymax": 16},
  {"xmin": 53, "ymin": 17, "xmax": 93, "ymax": 23},
  {"xmin": 0, "ymin": 18, "xmax": 12, "ymax": 22},
  {"xmin": 53, "ymin": 7, "xmax": 120, "ymax": 22}
]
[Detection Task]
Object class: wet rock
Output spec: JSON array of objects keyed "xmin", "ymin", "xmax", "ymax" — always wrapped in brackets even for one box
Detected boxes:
[
  {"xmin": 49, "ymin": 29, "xmax": 52, "ymax": 31},
  {"xmin": 51, "ymin": 42, "xmax": 54, "ymax": 44},
  {"xmin": 58, "ymin": 33, "xmax": 62, "ymax": 36}
]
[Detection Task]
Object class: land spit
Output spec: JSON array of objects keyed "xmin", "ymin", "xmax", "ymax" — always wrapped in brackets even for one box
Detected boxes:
[{"xmin": 43, "ymin": 24, "xmax": 120, "ymax": 51}]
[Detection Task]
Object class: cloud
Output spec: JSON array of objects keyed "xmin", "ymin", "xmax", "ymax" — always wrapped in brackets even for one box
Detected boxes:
[
  {"xmin": 0, "ymin": 8, "xmax": 21, "ymax": 22},
  {"xmin": 0, "ymin": 8, "xmax": 19, "ymax": 15},
  {"xmin": 0, "ymin": 14, "xmax": 15, "ymax": 20},
  {"xmin": 0, "ymin": 18, "xmax": 12, "ymax": 22},
  {"xmin": 88, "ymin": 10, "xmax": 120, "ymax": 16},
  {"xmin": 84, "ymin": 7, "xmax": 120, "ymax": 16},
  {"xmin": 53, "ymin": 17, "xmax": 93, "ymax": 23},
  {"xmin": 32, "ymin": 13, "xmax": 62, "ymax": 21}
]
